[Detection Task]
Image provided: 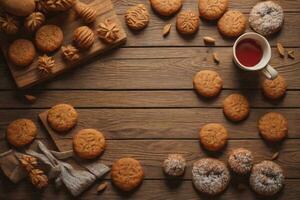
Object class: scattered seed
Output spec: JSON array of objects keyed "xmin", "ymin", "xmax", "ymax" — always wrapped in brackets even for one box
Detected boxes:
[
  {"xmin": 277, "ymin": 43, "xmax": 285, "ymax": 57},
  {"xmin": 287, "ymin": 50, "xmax": 295, "ymax": 59},
  {"xmin": 162, "ymin": 24, "xmax": 171, "ymax": 37},
  {"xmin": 271, "ymin": 152, "xmax": 280, "ymax": 160},
  {"xmin": 203, "ymin": 36, "xmax": 215, "ymax": 44},
  {"xmin": 213, "ymin": 52, "xmax": 220, "ymax": 64},
  {"xmin": 24, "ymin": 95, "xmax": 37, "ymax": 104},
  {"xmin": 96, "ymin": 182, "xmax": 107, "ymax": 193}
]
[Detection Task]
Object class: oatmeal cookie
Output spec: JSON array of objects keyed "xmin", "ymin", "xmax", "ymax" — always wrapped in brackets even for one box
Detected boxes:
[
  {"xmin": 8, "ymin": 39, "xmax": 36, "ymax": 67},
  {"xmin": 228, "ymin": 148, "xmax": 253, "ymax": 175},
  {"xmin": 262, "ymin": 75, "xmax": 287, "ymax": 100},
  {"xmin": 176, "ymin": 10, "xmax": 199, "ymax": 35},
  {"xmin": 111, "ymin": 158, "xmax": 144, "ymax": 191},
  {"xmin": 35, "ymin": 25, "xmax": 63, "ymax": 52},
  {"xmin": 150, "ymin": 0, "xmax": 182, "ymax": 17},
  {"xmin": 217, "ymin": 10, "xmax": 246, "ymax": 38},
  {"xmin": 125, "ymin": 4, "xmax": 150, "ymax": 30},
  {"xmin": 192, "ymin": 158, "xmax": 230, "ymax": 195},
  {"xmin": 249, "ymin": 1, "xmax": 284, "ymax": 36},
  {"xmin": 198, "ymin": 0, "xmax": 228, "ymax": 20},
  {"xmin": 163, "ymin": 154, "xmax": 186, "ymax": 177},
  {"xmin": 199, "ymin": 123, "xmax": 228, "ymax": 151},
  {"xmin": 250, "ymin": 161, "xmax": 284, "ymax": 196},
  {"xmin": 47, "ymin": 104, "xmax": 78, "ymax": 133},
  {"xmin": 73, "ymin": 129, "xmax": 106, "ymax": 159},
  {"xmin": 258, "ymin": 112, "xmax": 288, "ymax": 142},
  {"xmin": 223, "ymin": 93, "xmax": 250, "ymax": 122},
  {"xmin": 193, "ymin": 70, "xmax": 223, "ymax": 97},
  {"xmin": 6, "ymin": 119, "xmax": 37, "ymax": 147}
]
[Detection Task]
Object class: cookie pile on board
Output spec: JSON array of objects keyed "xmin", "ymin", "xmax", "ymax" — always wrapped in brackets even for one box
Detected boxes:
[{"xmin": 1, "ymin": 0, "xmax": 292, "ymax": 198}]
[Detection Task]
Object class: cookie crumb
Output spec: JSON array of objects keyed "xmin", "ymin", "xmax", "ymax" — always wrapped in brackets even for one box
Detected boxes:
[
  {"xmin": 162, "ymin": 24, "xmax": 172, "ymax": 37},
  {"xmin": 271, "ymin": 152, "xmax": 280, "ymax": 160},
  {"xmin": 25, "ymin": 95, "xmax": 37, "ymax": 104},
  {"xmin": 213, "ymin": 52, "xmax": 220, "ymax": 64},
  {"xmin": 96, "ymin": 182, "xmax": 108, "ymax": 193},
  {"xmin": 277, "ymin": 43, "xmax": 285, "ymax": 58},
  {"xmin": 203, "ymin": 36, "xmax": 215, "ymax": 45}
]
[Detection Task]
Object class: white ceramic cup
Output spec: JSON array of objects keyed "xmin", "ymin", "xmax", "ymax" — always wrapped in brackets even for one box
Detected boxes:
[{"xmin": 233, "ymin": 32, "xmax": 278, "ymax": 80}]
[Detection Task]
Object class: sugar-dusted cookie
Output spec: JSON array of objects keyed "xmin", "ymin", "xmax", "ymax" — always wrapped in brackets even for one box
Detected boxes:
[
  {"xmin": 193, "ymin": 70, "xmax": 223, "ymax": 97},
  {"xmin": 35, "ymin": 25, "xmax": 63, "ymax": 52},
  {"xmin": 150, "ymin": 0, "xmax": 182, "ymax": 17},
  {"xmin": 192, "ymin": 158, "xmax": 230, "ymax": 195},
  {"xmin": 249, "ymin": 1, "xmax": 284, "ymax": 36},
  {"xmin": 258, "ymin": 112, "xmax": 288, "ymax": 142},
  {"xmin": 176, "ymin": 10, "xmax": 199, "ymax": 35},
  {"xmin": 111, "ymin": 157, "xmax": 144, "ymax": 191},
  {"xmin": 250, "ymin": 161, "xmax": 284, "ymax": 196},
  {"xmin": 198, "ymin": 0, "xmax": 228, "ymax": 20},
  {"xmin": 262, "ymin": 75, "xmax": 287, "ymax": 100},
  {"xmin": 47, "ymin": 104, "xmax": 78, "ymax": 133},
  {"xmin": 223, "ymin": 93, "xmax": 250, "ymax": 122},
  {"xmin": 218, "ymin": 10, "xmax": 246, "ymax": 38},
  {"xmin": 8, "ymin": 39, "xmax": 36, "ymax": 67},
  {"xmin": 73, "ymin": 129, "xmax": 106, "ymax": 159},
  {"xmin": 199, "ymin": 123, "xmax": 228, "ymax": 151},
  {"xmin": 7, "ymin": 119, "xmax": 37, "ymax": 147},
  {"xmin": 125, "ymin": 4, "xmax": 150, "ymax": 30},
  {"xmin": 228, "ymin": 148, "xmax": 253, "ymax": 175},
  {"xmin": 163, "ymin": 154, "xmax": 186, "ymax": 177}
]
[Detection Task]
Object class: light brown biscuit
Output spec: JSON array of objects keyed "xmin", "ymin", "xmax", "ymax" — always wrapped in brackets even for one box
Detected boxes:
[
  {"xmin": 6, "ymin": 119, "xmax": 37, "ymax": 147},
  {"xmin": 35, "ymin": 25, "xmax": 63, "ymax": 52},
  {"xmin": 262, "ymin": 75, "xmax": 287, "ymax": 100},
  {"xmin": 193, "ymin": 70, "xmax": 223, "ymax": 97},
  {"xmin": 258, "ymin": 112, "xmax": 288, "ymax": 142},
  {"xmin": 176, "ymin": 10, "xmax": 199, "ymax": 35},
  {"xmin": 111, "ymin": 157, "xmax": 144, "ymax": 191},
  {"xmin": 198, "ymin": 0, "xmax": 228, "ymax": 20},
  {"xmin": 73, "ymin": 26, "xmax": 95, "ymax": 49},
  {"xmin": 223, "ymin": 93, "xmax": 250, "ymax": 122},
  {"xmin": 73, "ymin": 129, "xmax": 106, "ymax": 159},
  {"xmin": 150, "ymin": 0, "xmax": 182, "ymax": 17},
  {"xmin": 125, "ymin": 4, "xmax": 150, "ymax": 30},
  {"xmin": 47, "ymin": 104, "xmax": 78, "ymax": 133},
  {"xmin": 8, "ymin": 39, "xmax": 36, "ymax": 67},
  {"xmin": 199, "ymin": 123, "xmax": 228, "ymax": 151},
  {"xmin": 217, "ymin": 10, "xmax": 246, "ymax": 38}
]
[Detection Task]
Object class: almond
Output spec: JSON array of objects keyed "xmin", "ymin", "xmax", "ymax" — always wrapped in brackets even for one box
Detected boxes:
[
  {"xmin": 213, "ymin": 52, "xmax": 220, "ymax": 64},
  {"xmin": 96, "ymin": 182, "xmax": 107, "ymax": 193},
  {"xmin": 162, "ymin": 24, "xmax": 171, "ymax": 37},
  {"xmin": 288, "ymin": 50, "xmax": 295, "ymax": 59},
  {"xmin": 24, "ymin": 95, "xmax": 36, "ymax": 104},
  {"xmin": 277, "ymin": 43, "xmax": 285, "ymax": 57},
  {"xmin": 203, "ymin": 36, "xmax": 215, "ymax": 44},
  {"xmin": 271, "ymin": 152, "xmax": 279, "ymax": 160}
]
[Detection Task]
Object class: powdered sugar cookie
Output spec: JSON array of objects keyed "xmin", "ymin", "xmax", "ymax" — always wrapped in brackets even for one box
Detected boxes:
[
  {"xmin": 163, "ymin": 154, "xmax": 186, "ymax": 177},
  {"xmin": 249, "ymin": 1, "xmax": 284, "ymax": 36},
  {"xmin": 228, "ymin": 148, "xmax": 253, "ymax": 175}
]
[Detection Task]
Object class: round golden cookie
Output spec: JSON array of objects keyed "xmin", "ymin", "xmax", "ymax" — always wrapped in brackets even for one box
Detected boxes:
[
  {"xmin": 217, "ymin": 10, "xmax": 246, "ymax": 38},
  {"xmin": 199, "ymin": 123, "xmax": 228, "ymax": 151},
  {"xmin": 193, "ymin": 70, "xmax": 223, "ymax": 97},
  {"xmin": 125, "ymin": 4, "xmax": 150, "ymax": 30},
  {"xmin": 150, "ymin": 0, "xmax": 182, "ymax": 17},
  {"xmin": 73, "ymin": 129, "xmax": 106, "ymax": 159},
  {"xmin": 258, "ymin": 112, "xmax": 288, "ymax": 142},
  {"xmin": 47, "ymin": 104, "xmax": 78, "ymax": 133},
  {"xmin": 111, "ymin": 157, "xmax": 144, "ymax": 191},
  {"xmin": 176, "ymin": 10, "xmax": 200, "ymax": 35},
  {"xmin": 223, "ymin": 93, "xmax": 250, "ymax": 122},
  {"xmin": 262, "ymin": 75, "xmax": 287, "ymax": 100},
  {"xmin": 6, "ymin": 119, "xmax": 37, "ymax": 147},
  {"xmin": 35, "ymin": 25, "xmax": 64, "ymax": 52},
  {"xmin": 8, "ymin": 39, "xmax": 36, "ymax": 67},
  {"xmin": 198, "ymin": 0, "xmax": 228, "ymax": 20}
]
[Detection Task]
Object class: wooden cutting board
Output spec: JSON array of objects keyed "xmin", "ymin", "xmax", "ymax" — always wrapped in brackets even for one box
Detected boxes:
[{"xmin": 0, "ymin": 0, "xmax": 126, "ymax": 89}]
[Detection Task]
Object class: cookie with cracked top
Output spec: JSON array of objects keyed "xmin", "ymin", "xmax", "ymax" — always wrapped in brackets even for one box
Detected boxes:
[
  {"xmin": 262, "ymin": 75, "xmax": 287, "ymax": 100},
  {"xmin": 223, "ymin": 93, "xmax": 250, "ymax": 122},
  {"xmin": 198, "ymin": 0, "xmax": 228, "ymax": 20},
  {"xmin": 199, "ymin": 123, "xmax": 228, "ymax": 151},
  {"xmin": 193, "ymin": 70, "xmax": 223, "ymax": 97},
  {"xmin": 150, "ymin": 0, "xmax": 182, "ymax": 17}
]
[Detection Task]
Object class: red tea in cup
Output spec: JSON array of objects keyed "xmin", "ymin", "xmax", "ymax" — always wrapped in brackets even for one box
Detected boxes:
[{"xmin": 236, "ymin": 39, "xmax": 263, "ymax": 67}]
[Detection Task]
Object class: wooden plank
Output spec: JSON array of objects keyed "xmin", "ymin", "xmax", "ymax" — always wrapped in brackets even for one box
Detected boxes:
[
  {"xmin": 0, "ymin": 90, "xmax": 299, "ymax": 108},
  {"xmin": 0, "ymin": 108, "xmax": 298, "ymax": 140},
  {"xmin": 0, "ymin": 139, "xmax": 299, "ymax": 178},
  {"xmin": 0, "ymin": 47, "xmax": 298, "ymax": 90},
  {"xmin": 0, "ymin": 0, "xmax": 127, "ymax": 88},
  {"xmin": 0, "ymin": 179, "xmax": 299, "ymax": 200}
]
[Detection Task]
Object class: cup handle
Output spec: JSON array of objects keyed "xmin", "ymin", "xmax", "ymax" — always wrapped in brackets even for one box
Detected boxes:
[{"xmin": 261, "ymin": 65, "xmax": 278, "ymax": 80}]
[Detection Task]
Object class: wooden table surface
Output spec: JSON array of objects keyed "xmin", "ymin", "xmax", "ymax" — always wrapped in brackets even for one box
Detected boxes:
[{"xmin": 0, "ymin": 0, "xmax": 300, "ymax": 199}]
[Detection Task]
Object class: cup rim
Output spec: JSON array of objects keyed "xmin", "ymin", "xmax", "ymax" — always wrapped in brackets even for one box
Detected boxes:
[{"xmin": 233, "ymin": 32, "xmax": 271, "ymax": 71}]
